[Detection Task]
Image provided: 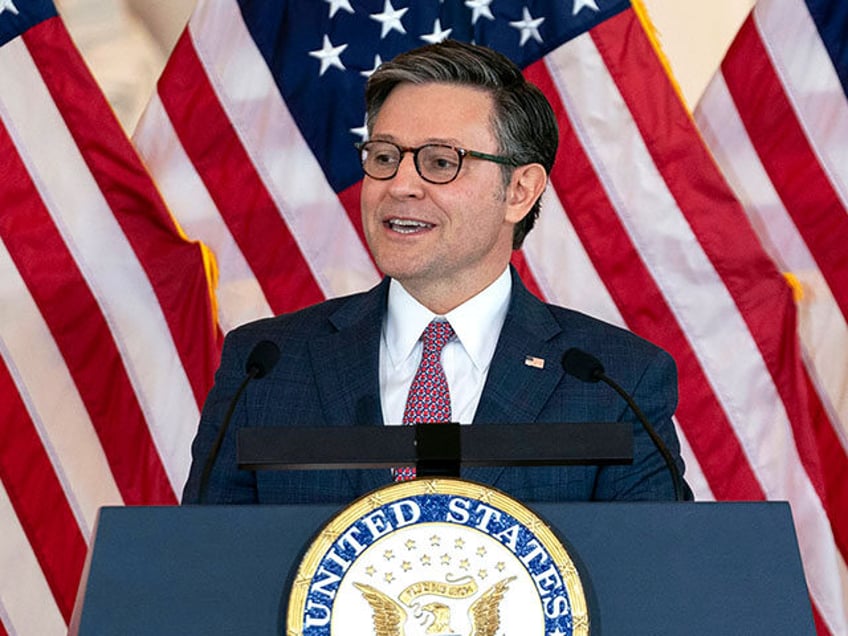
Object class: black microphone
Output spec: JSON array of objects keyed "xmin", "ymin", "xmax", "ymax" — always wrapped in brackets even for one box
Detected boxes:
[
  {"xmin": 562, "ymin": 348, "xmax": 687, "ymax": 501},
  {"xmin": 197, "ymin": 340, "xmax": 280, "ymax": 503}
]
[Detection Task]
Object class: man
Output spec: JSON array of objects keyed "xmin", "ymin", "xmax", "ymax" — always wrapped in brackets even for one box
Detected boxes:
[{"xmin": 183, "ymin": 40, "xmax": 693, "ymax": 504}]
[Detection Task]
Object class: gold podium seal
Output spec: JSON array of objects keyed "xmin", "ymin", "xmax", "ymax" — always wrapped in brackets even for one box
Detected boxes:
[{"xmin": 287, "ymin": 478, "xmax": 588, "ymax": 635}]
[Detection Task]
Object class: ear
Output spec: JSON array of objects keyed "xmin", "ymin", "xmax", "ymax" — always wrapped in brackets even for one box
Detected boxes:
[{"xmin": 504, "ymin": 163, "xmax": 548, "ymax": 224}]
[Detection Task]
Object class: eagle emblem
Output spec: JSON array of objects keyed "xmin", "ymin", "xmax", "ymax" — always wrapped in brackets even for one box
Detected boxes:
[{"xmin": 354, "ymin": 576, "xmax": 516, "ymax": 636}]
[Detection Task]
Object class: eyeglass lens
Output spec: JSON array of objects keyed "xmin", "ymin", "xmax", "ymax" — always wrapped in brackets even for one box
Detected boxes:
[{"xmin": 359, "ymin": 141, "xmax": 462, "ymax": 184}]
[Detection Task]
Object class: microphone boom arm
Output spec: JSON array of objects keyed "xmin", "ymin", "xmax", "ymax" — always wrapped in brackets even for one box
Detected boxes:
[
  {"xmin": 597, "ymin": 373, "xmax": 687, "ymax": 502},
  {"xmin": 562, "ymin": 347, "xmax": 687, "ymax": 501}
]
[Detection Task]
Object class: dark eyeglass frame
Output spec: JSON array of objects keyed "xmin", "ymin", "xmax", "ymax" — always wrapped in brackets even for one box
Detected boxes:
[{"xmin": 355, "ymin": 140, "xmax": 518, "ymax": 184}]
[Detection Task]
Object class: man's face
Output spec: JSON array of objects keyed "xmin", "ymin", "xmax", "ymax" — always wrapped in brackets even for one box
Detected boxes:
[{"xmin": 360, "ymin": 82, "xmax": 528, "ymax": 312}]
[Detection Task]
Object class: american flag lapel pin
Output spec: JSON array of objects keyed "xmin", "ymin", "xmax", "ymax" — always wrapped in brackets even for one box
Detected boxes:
[{"xmin": 524, "ymin": 355, "xmax": 545, "ymax": 369}]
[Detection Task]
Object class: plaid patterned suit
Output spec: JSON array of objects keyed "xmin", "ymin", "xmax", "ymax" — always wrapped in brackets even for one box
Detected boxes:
[{"xmin": 183, "ymin": 268, "xmax": 692, "ymax": 504}]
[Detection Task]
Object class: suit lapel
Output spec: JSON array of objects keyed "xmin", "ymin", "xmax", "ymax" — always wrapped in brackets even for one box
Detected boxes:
[
  {"xmin": 308, "ymin": 279, "xmax": 389, "ymax": 427},
  {"xmin": 466, "ymin": 270, "xmax": 565, "ymax": 484},
  {"xmin": 473, "ymin": 270, "xmax": 565, "ymax": 424},
  {"xmin": 308, "ymin": 280, "xmax": 390, "ymax": 493}
]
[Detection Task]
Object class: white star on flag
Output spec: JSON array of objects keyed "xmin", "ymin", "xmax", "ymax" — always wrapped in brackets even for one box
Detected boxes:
[
  {"xmin": 421, "ymin": 19, "xmax": 452, "ymax": 44},
  {"xmin": 324, "ymin": 0, "xmax": 353, "ymax": 19},
  {"xmin": 510, "ymin": 7, "xmax": 544, "ymax": 46},
  {"xmin": 371, "ymin": 0, "xmax": 408, "ymax": 39},
  {"xmin": 350, "ymin": 118, "xmax": 368, "ymax": 141},
  {"xmin": 572, "ymin": 0, "xmax": 600, "ymax": 15},
  {"xmin": 360, "ymin": 54, "xmax": 383, "ymax": 79},
  {"xmin": 0, "ymin": 0, "xmax": 19, "ymax": 15},
  {"xmin": 465, "ymin": 0, "xmax": 495, "ymax": 24},
  {"xmin": 309, "ymin": 35, "xmax": 348, "ymax": 75}
]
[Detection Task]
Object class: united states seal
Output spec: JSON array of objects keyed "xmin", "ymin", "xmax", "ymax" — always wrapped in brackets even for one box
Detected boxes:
[{"xmin": 286, "ymin": 478, "xmax": 588, "ymax": 635}]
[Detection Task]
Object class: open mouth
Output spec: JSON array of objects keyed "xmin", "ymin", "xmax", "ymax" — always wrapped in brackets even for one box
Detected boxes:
[{"xmin": 386, "ymin": 218, "xmax": 434, "ymax": 234}]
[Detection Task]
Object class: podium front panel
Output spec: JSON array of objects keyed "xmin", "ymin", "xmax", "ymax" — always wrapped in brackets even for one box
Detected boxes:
[{"xmin": 72, "ymin": 502, "xmax": 814, "ymax": 635}]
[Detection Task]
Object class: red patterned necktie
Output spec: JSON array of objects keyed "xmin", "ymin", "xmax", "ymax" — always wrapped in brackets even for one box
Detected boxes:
[{"xmin": 393, "ymin": 320, "xmax": 455, "ymax": 482}]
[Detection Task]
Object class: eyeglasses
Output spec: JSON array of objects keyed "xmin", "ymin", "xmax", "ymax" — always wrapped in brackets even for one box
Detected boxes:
[{"xmin": 355, "ymin": 140, "xmax": 517, "ymax": 184}]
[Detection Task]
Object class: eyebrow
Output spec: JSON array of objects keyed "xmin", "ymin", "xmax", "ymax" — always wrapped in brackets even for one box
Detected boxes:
[{"xmin": 369, "ymin": 134, "xmax": 464, "ymax": 147}]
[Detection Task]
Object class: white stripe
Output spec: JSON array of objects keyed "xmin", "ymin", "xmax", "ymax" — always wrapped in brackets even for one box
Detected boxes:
[
  {"xmin": 674, "ymin": 422, "xmax": 714, "ymax": 501},
  {"xmin": 695, "ymin": 72, "xmax": 848, "ymax": 449},
  {"xmin": 796, "ymin": 274, "xmax": 848, "ymax": 443},
  {"xmin": 189, "ymin": 0, "xmax": 380, "ymax": 299},
  {"xmin": 0, "ymin": 240, "xmax": 123, "ymax": 536},
  {"xmin": 0, "ymin": 37, "xmax": 198, "ymax": 494},
  {"xmin": 0, "ymin": 482, "xmax": 67, "ymax": 636},
  {"xmin": 0, "ymin": 55, "xmax": 124, "ymax": 535},
  {"xmin": 552, "ymin": 33, "xmax": 797, "ymax": 489},
  {"xmin": 526, "ymin": 182, "xmax": 713, "ymax": 500},
  {"xmin": 756, "ymin": 0, "xmax": 848, "ymax": 210},
  {"xmin": 548, "ymin": 33, "xmax": 847, "ymax": 633},
  {"xmin": 133, "ymin": 95, "xmax": 273, "ymax": 333},
  {"xmin": 523, "ymin": 188, "xmax": 625, "ymax": 328},
  {"xmin": 694, "ymin": 74, "xmax": 818, "ymax": 269}
]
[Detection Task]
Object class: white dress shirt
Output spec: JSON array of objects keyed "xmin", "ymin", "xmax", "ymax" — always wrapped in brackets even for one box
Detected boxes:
[{"xmin": 379, "ymin": 267, "xmax": 512, "ymax": 425}]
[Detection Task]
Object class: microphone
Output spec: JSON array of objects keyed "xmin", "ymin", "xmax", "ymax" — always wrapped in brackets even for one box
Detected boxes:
[
  {"xmin": 197, "ymin": 340, "xmax": 280, "ymax": 503},
  {"xmin": 562, "ymin": 348, "xmax": 686, "ymax": 501}
]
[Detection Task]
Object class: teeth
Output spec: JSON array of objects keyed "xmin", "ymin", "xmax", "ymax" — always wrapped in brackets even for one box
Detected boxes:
[{"xmin": 388, "ymin": 219, "xmax": 432, "ymax": 233}]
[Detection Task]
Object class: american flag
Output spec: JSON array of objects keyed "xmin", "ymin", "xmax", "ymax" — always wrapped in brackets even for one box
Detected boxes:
[
  {"xmin": 132, "ymin": 0, "xmax": 846, "ymax": 631},
  {"xmin": 1, "ymin": 0, "xmax": 846, "ymax": 633},
  {"xmin": 694, "ymin": 0, "xmax": 848, "ymax": 630},
  {"xmin": 0, "ymin": 0, "xmax": 217, "ymax": 632}
]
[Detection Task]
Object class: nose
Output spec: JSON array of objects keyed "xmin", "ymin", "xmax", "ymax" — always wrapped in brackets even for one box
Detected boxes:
[{"xmin": 387, "ymin": 151, "xmax": 425, "ymax": 197}]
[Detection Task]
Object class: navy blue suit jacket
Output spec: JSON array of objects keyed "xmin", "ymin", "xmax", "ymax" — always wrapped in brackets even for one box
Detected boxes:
[{"xmin": 183, "ymin": 269, "xmax": 692, "ymax": 504}]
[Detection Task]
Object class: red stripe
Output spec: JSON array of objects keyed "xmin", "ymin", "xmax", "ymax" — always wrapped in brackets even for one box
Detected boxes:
[
  {"xmin": 24, "ymin": 19, "xmax": 217, "ymax": 408},
  {"xmin": 158, "ymin": 31, "xmax": 325, "ymax": 314},
  {"xmin": 591, "ymin": 10, "xmax": 848, "ymax": 560},
  {"xmin": 337, "ymin": 180, "xmax": 366, "ymax": 246},
  {"xmin": 0, "ymin": 122, "xmax": 176, "ymax": 506},
  {"xmin": 724, "ymin": 16, "xmax": 848, "ymax": 321},
  {"xmin": 337, "ymin": 180, "xmax": 380, "ymax": 274},
  {"xmin": 813, "ymin": 604, "xmax": 831, "ymax": 636},
  {"xmin": 528, "ymin": 55, "xmax": 765, "ymax": 501},
  {"xmin": 509, "ymin": 249, "xmax": 544, "ymax": 301},
  {"xmin": 0, "ymin": 357, "xmax": 87, "ymax": 622}
]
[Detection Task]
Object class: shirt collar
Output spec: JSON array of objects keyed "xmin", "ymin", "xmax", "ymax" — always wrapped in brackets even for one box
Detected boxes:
[{"xmin": 385, "ymin": 267, "xmax": 512, "ymax": 370}]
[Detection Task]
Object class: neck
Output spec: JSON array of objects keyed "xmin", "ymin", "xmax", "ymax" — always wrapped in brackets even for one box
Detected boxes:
[{"xmin": 398, "ymin": 266, "xmax": 510, "ymax": 315}]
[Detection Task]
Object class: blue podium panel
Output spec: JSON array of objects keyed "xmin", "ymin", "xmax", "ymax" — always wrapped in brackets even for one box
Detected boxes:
[
  {"xmin": 544, "ymin": 503, "xmax": 814, "ymax": 635},
  {"xmin": 71, "ymin": 502, "xmax": 814, "ymax": 635},
  {"xmin": 71, "ymin": 504, "xmax": 339, "ymax": 636}
]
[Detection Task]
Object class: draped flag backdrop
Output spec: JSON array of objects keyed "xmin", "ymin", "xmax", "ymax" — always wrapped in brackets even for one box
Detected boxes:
[
  {"xmin": 1, "ymin": 0, "xmax": 846, "ymax": 633},
  {"xmin": 0, "ymin": 1, "xmax": 218, "ymax": 632},
  {"xmin": 694, "ymin": 0, "xmax": 848, "ymax": 589},
  {"xmin": 132, "ymin": 0, "xmax": 847, "ymax": 633},
  {"xmin": 694, "ymin": 0, "xmax": 848, "ymax": 630}
]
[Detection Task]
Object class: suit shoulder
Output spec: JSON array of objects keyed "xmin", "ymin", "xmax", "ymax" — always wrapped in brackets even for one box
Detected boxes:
[
  {"xmin": 223, "ymin": 289, "xmax": 373, "ymax": 346},
  {"xmin": 546, "ymin": 303, "xmax": 672, "ymax": 366}
]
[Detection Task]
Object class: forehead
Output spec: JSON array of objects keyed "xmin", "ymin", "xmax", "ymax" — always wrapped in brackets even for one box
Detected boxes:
[{"xmin": 372, "ymin": 82, "xmax": 497, "ymax": 145}]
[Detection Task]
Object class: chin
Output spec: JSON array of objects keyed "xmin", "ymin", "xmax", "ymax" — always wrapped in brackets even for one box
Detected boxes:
[
  {"xmin": 377, "ymin": 264, "xmax": 420, "ymax": 281},
  {"xmin": 373, "ymin": 249, "xmax": 426, "ymax": 278}
]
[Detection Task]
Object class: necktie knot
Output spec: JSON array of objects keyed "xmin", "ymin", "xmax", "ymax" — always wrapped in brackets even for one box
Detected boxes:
[{"xmin": 421, "ymin": 319, "xmax": 454, "ymax": 354}]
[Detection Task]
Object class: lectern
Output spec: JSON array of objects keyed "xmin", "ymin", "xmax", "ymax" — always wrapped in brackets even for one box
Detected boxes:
[
  {"xmin": 70, "ymin": 424, "xmax": 815, "ymax": 634},
  {"xmin": 70, "ymin": 501, "xmax": 815, "ymax": 634}
]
